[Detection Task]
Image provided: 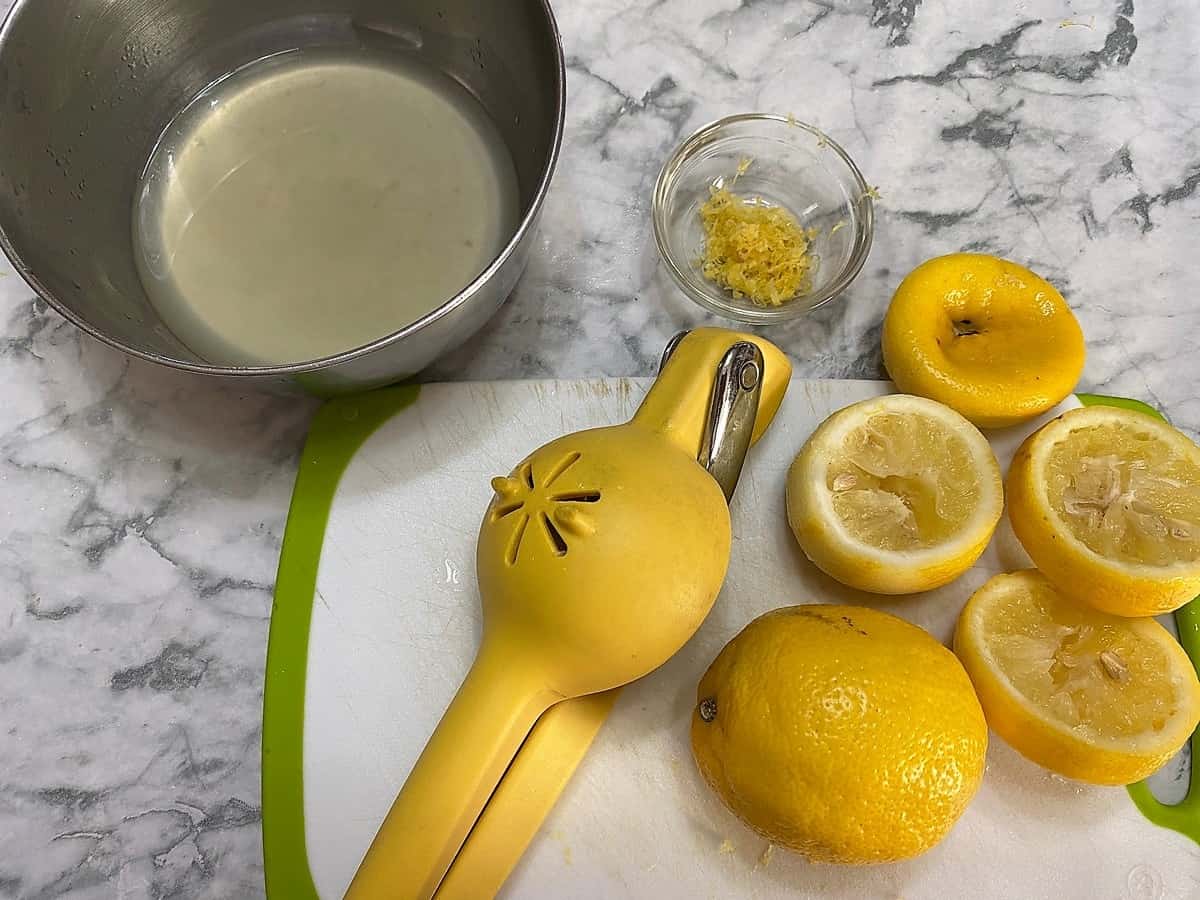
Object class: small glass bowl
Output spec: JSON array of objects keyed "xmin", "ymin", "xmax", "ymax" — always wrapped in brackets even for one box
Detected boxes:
[{"xmin": 652, "ymin": 113, "xmax": 875, "ymax": 324}]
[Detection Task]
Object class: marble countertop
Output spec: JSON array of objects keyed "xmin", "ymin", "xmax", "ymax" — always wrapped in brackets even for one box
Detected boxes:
[{"xmin": 2, "ymin": 0, "xmax": 1198, "ymax": 896}]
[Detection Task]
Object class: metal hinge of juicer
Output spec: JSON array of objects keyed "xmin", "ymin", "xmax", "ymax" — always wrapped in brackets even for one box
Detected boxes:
[{"xmin": 660, "ymin": 331, "xmax": 763, "ymax": 502}]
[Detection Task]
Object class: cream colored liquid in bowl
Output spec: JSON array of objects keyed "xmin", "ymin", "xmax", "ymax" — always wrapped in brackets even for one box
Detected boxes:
[{"xmin": 133, "ymin": 48, "xmax": 520, "ymax": 366}]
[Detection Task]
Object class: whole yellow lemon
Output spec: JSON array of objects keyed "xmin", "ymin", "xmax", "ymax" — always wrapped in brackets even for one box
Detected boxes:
[{"xmin": 691, "ymin": 605, "xmax": 987, "ymax": 864}]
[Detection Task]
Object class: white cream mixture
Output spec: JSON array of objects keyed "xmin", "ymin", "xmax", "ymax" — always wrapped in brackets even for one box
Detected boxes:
[{"xmin": 133, "ymin": 48, "xmax": 519, "ymax": 366}]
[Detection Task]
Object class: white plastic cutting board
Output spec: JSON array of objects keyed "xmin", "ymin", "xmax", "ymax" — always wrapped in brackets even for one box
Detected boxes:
[{"xmin": 300, "ymin": 379, "xmax": 1200, "ymax": 899}]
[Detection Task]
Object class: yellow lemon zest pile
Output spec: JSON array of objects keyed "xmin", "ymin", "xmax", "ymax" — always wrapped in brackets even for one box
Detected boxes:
[{"xmin": 698, "ymin": 160, "xmax": 818, "ymax": 307}]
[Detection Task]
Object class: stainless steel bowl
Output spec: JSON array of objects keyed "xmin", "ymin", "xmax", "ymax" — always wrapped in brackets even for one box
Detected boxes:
[{"xmin": 0, "ymin": 0, "xmax": 564, "ymax": 393}]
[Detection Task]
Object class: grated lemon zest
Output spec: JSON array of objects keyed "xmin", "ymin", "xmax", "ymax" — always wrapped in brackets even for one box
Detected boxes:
[{"xmin": 698, "ymin": 164, "xmax": 819, "ymax": 307}]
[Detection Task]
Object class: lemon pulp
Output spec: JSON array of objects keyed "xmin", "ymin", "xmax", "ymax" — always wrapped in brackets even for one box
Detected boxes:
[
  {"xmin": 1009, "ymin": 405, "xmax": 1200, "ymax": 615},
  {"xmin": 1044, "ymin": 421, "xmax": 1200, "ymax": 566},
  {"xmin": 977, "ymin": 573, "xmax": 1184, "ymax": 742},
  {"xmin": 827, "ymin": 410, "xmax": 980, "ymax": 551},
  {"xmin": 955, "ymin": 570, "xmax": 1200, "ymax": 783}
]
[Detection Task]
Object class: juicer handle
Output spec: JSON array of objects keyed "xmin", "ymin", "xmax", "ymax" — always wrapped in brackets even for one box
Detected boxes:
[
  {"xmin": 345, "ymin": 640, "xmax": 556, "ymax": 900},
  {"xmin": 434, "ymin": 690, "xmax": 620, "ymax": 900},
  {"xmin": 635, "ymin": 328, "xmax": 791, "ymax": 460}
]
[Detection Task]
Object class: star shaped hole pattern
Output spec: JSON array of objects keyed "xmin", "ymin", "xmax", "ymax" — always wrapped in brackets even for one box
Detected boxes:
[{"xmin": 489, "ymin": 451, "xmax": 601, "ymax": 565}]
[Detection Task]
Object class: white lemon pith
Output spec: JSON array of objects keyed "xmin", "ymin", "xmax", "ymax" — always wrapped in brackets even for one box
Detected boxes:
[
  {"xmin": 955, "ymin": 570, "xmax": 1200, "ymax": 785},
  {"xmin": 1008, "ymin": 405, "xmax": 1200, "ymax": 616},
  {"xmin": 786, "ymin": 394, "xmax": 1004, "ymax": 594}
]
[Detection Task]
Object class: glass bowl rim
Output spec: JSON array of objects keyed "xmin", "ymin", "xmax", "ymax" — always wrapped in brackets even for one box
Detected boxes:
[{"xmin": 652, "ymin": 112, "xmax": 875, "ymax": 325}]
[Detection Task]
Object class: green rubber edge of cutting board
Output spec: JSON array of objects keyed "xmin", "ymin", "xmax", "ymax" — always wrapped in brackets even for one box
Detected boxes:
[
  {"xmin": 259, "ymin": 388, "xmax": 1200, "ymax": 899},
  {"xmin": 261, "ymin": 384, "xmax": 420, "ymax": 900},
  {"xmin": 1077, "ymin": 394, "xmax": 1200, "ymax": 844}
]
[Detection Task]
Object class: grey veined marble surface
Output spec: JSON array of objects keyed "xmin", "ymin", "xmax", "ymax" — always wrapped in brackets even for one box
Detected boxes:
[{"xmin": 2, "ymin": 0, "xmax": 1198, "ymax": 896}]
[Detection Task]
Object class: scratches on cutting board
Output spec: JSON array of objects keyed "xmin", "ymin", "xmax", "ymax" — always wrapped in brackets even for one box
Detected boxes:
[
  {"xmin": 564, "ymin": 377, "xmax": 641, "ymax": 413},
  {"xmin": 315, "ymin": 588, "xmax": 332, "ymax": 614},
  {"xmin": 799, "ymin": 378, "xmax": 832, "ymax": 419}
]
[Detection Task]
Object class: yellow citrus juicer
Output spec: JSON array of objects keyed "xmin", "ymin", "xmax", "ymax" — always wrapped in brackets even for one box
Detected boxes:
[
  {"xmin": 431, "ymin": 330, "xmax": 791, "ymax": 900},
  {"xmin": 347, "ymin": 328, "xmax": 791, "ymax": 900}
]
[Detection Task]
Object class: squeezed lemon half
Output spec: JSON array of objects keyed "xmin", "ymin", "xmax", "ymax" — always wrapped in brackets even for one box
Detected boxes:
[
  {"xmin": 786, "ymin": 394, "xmax": 1003, "ymax": 594},
  {"xmin": 1008, "ymin": 405, "xmax": 1200, "ymax": 616},
  {"xmin": 955, "ymin": 569, "xmax": 1200, "ymax": 785},
  {"xmin": 881, "ymin": 253, "xmax": 1085, "ymax": 428}
]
